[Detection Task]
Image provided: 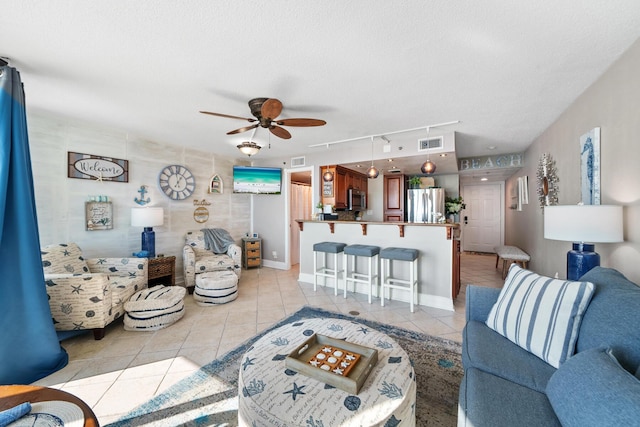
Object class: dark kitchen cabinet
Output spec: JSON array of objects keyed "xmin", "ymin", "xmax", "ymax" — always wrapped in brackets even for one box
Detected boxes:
[{"xmin": 383, "ymin": 174, "xmax": 405, "ymax": 221}]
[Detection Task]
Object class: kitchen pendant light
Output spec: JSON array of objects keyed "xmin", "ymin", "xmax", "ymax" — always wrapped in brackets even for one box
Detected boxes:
[
  {"xmin": 421, "ymin": 159, "xmax": 436, "ymax": 174},
  {"xmin": 420, "ymin": 127, "xmax": 436, "ymax": 174},
  {"xmin": 367, "ymin": 137, "xmax": 379, "ymax": 179},
  {"xmin": 322, "ymin": 167, "xmax": 334, "ymax": 182}
]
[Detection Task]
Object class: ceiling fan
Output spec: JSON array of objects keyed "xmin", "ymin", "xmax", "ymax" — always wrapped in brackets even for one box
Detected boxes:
[{"xmin": 200, "ymin": 97, "xmax": 326, "ymax": 139}]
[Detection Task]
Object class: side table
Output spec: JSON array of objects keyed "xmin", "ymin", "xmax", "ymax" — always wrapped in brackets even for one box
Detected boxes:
[
  {"xmin": 0, "ymin": 385, "xmax": 99, "ymax": 427},
  {"xmin": 148, "ymin": 255, "xmax": 176, "ymax": 286},
  {"xmin": 242, "ymin": 238, "xmax": 261, "ymax": 269}
]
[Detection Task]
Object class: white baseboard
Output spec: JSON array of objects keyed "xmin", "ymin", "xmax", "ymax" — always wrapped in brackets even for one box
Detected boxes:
[{"xmin": 261, "ymin": 259, "xmax": 288, "ymax": 270}]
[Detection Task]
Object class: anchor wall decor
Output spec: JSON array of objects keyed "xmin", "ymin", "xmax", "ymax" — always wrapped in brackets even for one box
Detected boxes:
[{"xmin": 134, "ymin": 185, "xmax": 151, "ymax": 206}]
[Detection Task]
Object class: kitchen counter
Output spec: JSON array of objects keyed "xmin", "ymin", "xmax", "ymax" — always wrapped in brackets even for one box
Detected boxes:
[
  {"xmin": 296, "ymin": 220, "xmax": 461, "ymax": 311},
  {"xmin": 297, "ymin": 219, "xmax": 459, "ymax": 238},
  {"xmin": 302, "ymin": 219, "xmax": 458, "ymax": 226}
]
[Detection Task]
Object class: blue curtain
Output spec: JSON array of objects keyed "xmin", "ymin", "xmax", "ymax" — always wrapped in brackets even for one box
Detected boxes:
[{"xmin": 0, "ymin": 65, "xmax": 68, "ymax": 384}]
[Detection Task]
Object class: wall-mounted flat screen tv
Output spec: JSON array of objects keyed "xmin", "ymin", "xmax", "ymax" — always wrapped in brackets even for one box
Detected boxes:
[{"xmin": 233, "ymin": 166, "xmax": 282, "ymax": 194}]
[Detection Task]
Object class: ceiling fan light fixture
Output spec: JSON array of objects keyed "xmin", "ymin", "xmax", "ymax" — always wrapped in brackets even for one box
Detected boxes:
[
  {"xmin": 237, "ymin": 141, "xmax": 261, "ymax": 157},
  {"xmin": 421, "ymin": 159, "xmax": 436, "ymax": 174},
  {"xmin": 202, "ymin": 97, "xmax": 326, "ymax": 141}
]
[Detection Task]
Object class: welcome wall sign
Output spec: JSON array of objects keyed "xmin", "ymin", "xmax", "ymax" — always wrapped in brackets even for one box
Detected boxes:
[{"xmin": 67, "ymin": 152, "xmax": 129, "ymax": 182}]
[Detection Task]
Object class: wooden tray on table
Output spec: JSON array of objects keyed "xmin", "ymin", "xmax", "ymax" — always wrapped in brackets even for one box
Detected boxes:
[{"xmin": 285, "ymin": 333, "xmax": 378, "ymax": 394}]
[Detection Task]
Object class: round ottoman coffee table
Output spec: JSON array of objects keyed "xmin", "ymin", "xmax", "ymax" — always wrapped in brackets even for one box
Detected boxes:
[
  {"xmin": 124, "ymin": 285, "xmax": 186, "ymax": 331},
  {"xmin": 238, "ymin": 317, "xmax": 416, "ymax": 426},
  {"xmin": 194, "ymin": 270, "xmax": 238, "ymax": 305}
]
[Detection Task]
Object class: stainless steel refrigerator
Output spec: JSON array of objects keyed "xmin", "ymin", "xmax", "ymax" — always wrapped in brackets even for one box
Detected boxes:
[{"xmin": 406, "ymin": 188, "xmax": 445, "ymax": 223}]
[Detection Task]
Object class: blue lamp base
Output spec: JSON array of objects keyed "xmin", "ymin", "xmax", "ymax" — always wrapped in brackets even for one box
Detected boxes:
[
  {"xmin": 567, "ymin": 243, "xmax": 599, "ymax": 280},
  {"xmin": 141, "ymin": 227, "xmax": 156, "ymax": 258}
]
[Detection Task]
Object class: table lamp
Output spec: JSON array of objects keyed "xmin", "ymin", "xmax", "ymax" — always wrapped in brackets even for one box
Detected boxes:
[
  {"xmin": 544, "ymin": 205, "xmax": 623, "ymax": 280},
  {"xmin": 131, "ymin": 207, "xmax": 164, "ymax": 258}
]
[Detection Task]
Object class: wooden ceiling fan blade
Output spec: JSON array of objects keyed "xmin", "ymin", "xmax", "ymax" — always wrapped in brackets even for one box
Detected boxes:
[
  {"xmin": 261, "ymin": 98, "xmax": 283, "ymax": 120},
  {"xmin": 276, "ymin": 118, "xmax": 327, "ymax": 127},
  {"xmin": 269, "ymin": 125, "xmax": 291, "ymax": 139},
  {"xmin": 200, "ymin": 111, "xmax": 256, "ymax": 122},
  {"xmin": 227, "ymin": 124, "xmax": 258, "ymax": 135}
]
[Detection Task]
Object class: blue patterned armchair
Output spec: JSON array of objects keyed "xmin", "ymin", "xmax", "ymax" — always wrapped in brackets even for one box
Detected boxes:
[{"xmin": 41, "ymin": 243, "xmax": 148, "ymax": 340}]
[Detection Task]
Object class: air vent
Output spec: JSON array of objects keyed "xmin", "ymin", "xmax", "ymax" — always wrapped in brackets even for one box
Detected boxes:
[
  {"xmin": 290, "ymin": 156, "xmax": 305, "ymax": 167},
  {"xmin": 388, "ymin": 169, "xmax": 403, "ymax": 174},
  {"xmin": 418, "ymin": 136, "xmax": 443, "ymax": 151}
]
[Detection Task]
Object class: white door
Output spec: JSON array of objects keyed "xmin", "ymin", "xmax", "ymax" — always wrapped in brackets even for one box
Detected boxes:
[
  {"xmin": 461, "ymin": 183, "xmax": 503, "ymax": 253},
  {"xmin": 289, "ymin": 181, "xmax": 312, "ymax": 266}
]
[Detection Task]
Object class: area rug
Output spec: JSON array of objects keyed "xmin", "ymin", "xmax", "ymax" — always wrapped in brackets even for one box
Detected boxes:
[{"xmin": 107, "ymin": 306, "xmax": 463, "ymax": 427}]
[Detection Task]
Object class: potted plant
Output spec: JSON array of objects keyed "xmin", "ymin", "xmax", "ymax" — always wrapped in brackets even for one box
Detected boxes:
[
  {"xmin": 408, "ymin": 176, "xmax": 422, "ymax": 189},
  {"xmin": 316, "ymin": 202, "xmax": 324, "ymax": 214},
  {"xmin": 445, "ymin": 196, "xmax": 465, "ymax": 222}
]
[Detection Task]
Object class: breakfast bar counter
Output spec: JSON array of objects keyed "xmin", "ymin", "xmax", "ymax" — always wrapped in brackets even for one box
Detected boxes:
[{"xmin": 296, "ymin": 220, "xmax": 460, "ymax": 311}]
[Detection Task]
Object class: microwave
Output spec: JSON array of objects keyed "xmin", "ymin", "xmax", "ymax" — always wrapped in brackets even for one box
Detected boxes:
[{"xmin": 348, "ymin": 188, "xmax": 366, "ymax": 211}]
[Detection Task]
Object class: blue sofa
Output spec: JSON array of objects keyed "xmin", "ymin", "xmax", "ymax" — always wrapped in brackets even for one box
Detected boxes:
[{"xmin": 458, "ymin": 267, "xmax": 640, "ymax": 427}]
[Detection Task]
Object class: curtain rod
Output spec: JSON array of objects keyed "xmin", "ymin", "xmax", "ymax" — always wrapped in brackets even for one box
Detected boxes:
[{"xmin": 308, "ymin": 120, "xmax": 460, "ymax": 149}]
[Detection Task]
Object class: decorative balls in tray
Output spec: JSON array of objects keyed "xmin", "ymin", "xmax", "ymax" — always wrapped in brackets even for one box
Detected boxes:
[{"xmin": 307, "ymin": 345, "xmax": 361, "ymax": 376}]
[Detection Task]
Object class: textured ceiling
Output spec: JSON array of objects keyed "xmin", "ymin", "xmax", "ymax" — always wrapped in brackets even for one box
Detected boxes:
[{"xmin": 2, "ymin": 1, "xmax": 639, "ymax": 175}]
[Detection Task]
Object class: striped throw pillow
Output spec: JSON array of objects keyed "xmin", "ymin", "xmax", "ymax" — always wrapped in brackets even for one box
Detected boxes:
[{"xmin": 485, "ymin": 264, "xmax": 595, "ymax": 368}]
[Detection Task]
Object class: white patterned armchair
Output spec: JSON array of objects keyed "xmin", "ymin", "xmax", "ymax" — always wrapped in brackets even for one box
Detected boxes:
[
  {"xmin": 41, "ymin": 243, "xmax": 148, "ymax": 340},
  {"xmin": 183, "ymin": 230, "xmax": 241, "ymax": 291}
]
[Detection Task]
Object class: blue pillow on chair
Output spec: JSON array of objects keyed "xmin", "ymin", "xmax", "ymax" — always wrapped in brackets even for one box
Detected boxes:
[{"xmin": 547, "ymin": 347, "xmax": 640, "ymax": 427}]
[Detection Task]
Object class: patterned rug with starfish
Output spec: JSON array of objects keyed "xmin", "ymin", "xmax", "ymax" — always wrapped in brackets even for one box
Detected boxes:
[{"xmin": 107, "ymin": 306, "xmax": 463, "ymax": 426}]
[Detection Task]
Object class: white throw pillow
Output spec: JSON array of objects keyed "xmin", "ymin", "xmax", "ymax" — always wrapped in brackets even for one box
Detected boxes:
[{"xmin": 485, "ymin": 264, "xmax": 595, "ymax": 368}]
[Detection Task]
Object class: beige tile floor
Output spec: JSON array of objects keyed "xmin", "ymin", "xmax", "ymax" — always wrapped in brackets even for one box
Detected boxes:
[{"xmin": 33, "ymin": 252, "xmax": 503, "ymax": 424}]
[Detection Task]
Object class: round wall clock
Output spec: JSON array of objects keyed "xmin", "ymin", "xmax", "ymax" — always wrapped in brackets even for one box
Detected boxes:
[
  {"xmin": 159, "ymin": 165, "xmax": 196, "ymax": 200},
  {"xmin": 536, "ymin": 153, "xmax": 559, "ymax": 208}
]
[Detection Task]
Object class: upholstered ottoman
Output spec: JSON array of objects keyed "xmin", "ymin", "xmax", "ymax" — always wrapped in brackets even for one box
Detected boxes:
[
  {"xmin": 494, "ymin": 245, "xmax": 531, "ymax": 279},
  {"xmin": 124, "ymin": 285, "xmax": 186, "ymax": 331},
  {"xmin": 194, "ymin": 270, "xmax": 238, "ymax": 305}
]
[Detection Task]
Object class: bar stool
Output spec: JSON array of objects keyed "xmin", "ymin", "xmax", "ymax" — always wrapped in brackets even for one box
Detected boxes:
[
  {"xmin": 343, "ymin": 244, "xmax": 380, "ymax": 304},
  {"xmin": 313, "ymin": 241, "xmax": 347, "ymax": 295},
  {"xmin": 380, "ymin": 247, "xmax": 419, "ymax": 312}
]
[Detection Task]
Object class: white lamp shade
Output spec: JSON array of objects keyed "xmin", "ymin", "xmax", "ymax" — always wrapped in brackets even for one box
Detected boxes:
[
  {"xmin": 544, "ymin": 205, "xmax": 623, "ymax": 243},
  {"xmin": 131, "ymin": 207, "xmax": 164, "ymax": 227}
]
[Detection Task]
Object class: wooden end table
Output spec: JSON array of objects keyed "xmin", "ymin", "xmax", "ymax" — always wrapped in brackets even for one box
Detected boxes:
[
  {"xmin": 148, "ymin": 255, "xmax": 176, "ymax": 286},
  {"xmin": 0, "ymin": 385, "xmax": 99, "ymax": 427}
]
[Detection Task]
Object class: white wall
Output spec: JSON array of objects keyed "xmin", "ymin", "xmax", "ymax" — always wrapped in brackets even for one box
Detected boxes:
[
  {"xmin": 505, "ymin": 38, "xmax": 640, "ymax": 283},
  {"xmin": 29, "ymin": 112, "xmax": 251, "ymax": 286}
]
